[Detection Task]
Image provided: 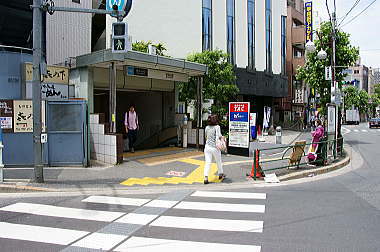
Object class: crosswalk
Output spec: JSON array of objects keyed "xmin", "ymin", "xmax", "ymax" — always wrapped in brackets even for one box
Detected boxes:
[
  {"xmin": 342, "ymin": 127, "xmax": 380, "ymax": 135},
  {"xmin": 0, "ymin": 190, "xmax": 267, "ymax": 251}
]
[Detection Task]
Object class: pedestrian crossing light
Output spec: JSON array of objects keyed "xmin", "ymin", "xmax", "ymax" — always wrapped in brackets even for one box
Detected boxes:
[{"xmin": 112, "ymin": 22, "xmax": 128, "ymax": 53}]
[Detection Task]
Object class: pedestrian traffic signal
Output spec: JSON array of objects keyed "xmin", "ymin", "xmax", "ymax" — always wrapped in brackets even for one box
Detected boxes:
[{"xmin": 112, "ymin": 22, "xmax": 128, "ymax": 53}]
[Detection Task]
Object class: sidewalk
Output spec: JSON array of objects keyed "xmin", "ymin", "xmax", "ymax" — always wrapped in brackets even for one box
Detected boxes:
[{"xmin": 0, "ymin": 130, "xmax": 347, "ymax": 192}]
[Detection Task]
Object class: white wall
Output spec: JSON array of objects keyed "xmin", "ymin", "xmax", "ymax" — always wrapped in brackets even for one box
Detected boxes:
[
  {"xmin": 47, "ymin": 0, "xmax": 91, "ymax": 65},
  {"xmin": 235, "ymin": 0, "xmax": 248, "ymax": 68},
  {"xmin": 255, "ymin": 0, "xmax": 266, "ymax": 71},
  {"xmin": 272, "ymin": 0, "xmax": 287, "ymax": 74},
  {"xmin": 107, "ymin": 0, "xmax": 202, "ymax": 59},
  {"xmin": 212, "ymin": 0, "xmax": 227, "ymax": 52}
]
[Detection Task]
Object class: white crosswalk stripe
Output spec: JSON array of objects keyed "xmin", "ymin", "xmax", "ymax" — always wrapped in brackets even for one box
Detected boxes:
[
  {"xmin": 0, "ymin": 190, "xmax": 267, "ymax": 251},
  {"xmin": 0, "ymin": 202, "xmax": 124, "ymax": 222},
  {"xmin": 174, "ymin": 201, "xmax": 265, "ymax": 213},
  {"xmin": 0, "ymin": 222, "xmax": 88, "ymax": 245},
  {"xmin": 361, "ymin": 129, "xmax": 368, "ymax": 132},
  {"xmin": 114, "ymin": 236, "xmax": 262, "ymax": 252},
  {"xmin": 82, "ymin": 195, "xmax": 151, "ymax": 206},
  {"xmin": 150, "ymin": 215, "xmax": 264, "ymax": 232}
]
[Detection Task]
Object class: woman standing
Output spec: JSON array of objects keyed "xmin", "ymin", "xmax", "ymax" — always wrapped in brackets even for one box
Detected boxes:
[{"xmin": 204, "ymin": 115, "xmax": 225, "ymax": 184}]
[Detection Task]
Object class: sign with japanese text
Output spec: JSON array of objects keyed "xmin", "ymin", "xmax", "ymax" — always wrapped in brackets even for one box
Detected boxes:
[
  {"xmin": 229, "ymin": 102, "xmax": 250, "ymax": 148},
  {"xmin": 0, "ymin": 100, "xmax": 14, "ymax": 132},
  {"xmin": 13, "ymin": 100, "xmax": 33, "ymax": 133},
  {"xmin": 26, "ymin": 83, "xmax": 69, "ymax": 100},
  {"xmin": 305, "ymin": 1, "xmax": 313, "ymax": 42},
  {"xmin": 25, "ymin": 63, "xmax": 69, "ymax": 84}
]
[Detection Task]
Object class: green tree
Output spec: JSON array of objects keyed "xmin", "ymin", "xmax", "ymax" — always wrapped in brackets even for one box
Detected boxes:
[
  {"xmin": 296, "ymin": 22, "xmax": 359, "ymax": 115},
  {"xmin": 369, "ymin": 93, "xmax": 380, "ymax": 117},
  {"xmin": 343, "ymin": 86, "xmax": 369, "ymax": 114},
  {"xmin": 132, "ymin": 41, "xmax": 167, "ymax": 56},
  {"xmin": 178, "ymin": 50, "xmax": 239, "ymax": 118},
  {"xmin": 374, "ymin": 84, "xmax": 380, "ymax": 96}
]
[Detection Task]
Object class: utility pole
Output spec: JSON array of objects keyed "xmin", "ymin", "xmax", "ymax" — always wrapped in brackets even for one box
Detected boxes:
[
  {"xmin": 332, "ymin": 4, "xmax": 339, "ymax": 158},
  {"xmin": 32, "ymin": 0, "xmax": 44, "ymax": 183}
]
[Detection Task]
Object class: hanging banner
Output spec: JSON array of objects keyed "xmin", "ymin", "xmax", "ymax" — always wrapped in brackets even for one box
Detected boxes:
[
  {"xmin": 250, "ymin": 113, "xmax": 257, "ymax": 139},
  {"xmin": 0, "ymin": 100, "xmax": 14, "ymax": 132},
  {"xmin": 229, "ymin": 102, "xmax": 250, "ymax": 148},
  {"xmin": 305, "ymin": 1, "xmax": 313, "ymax": 42}
]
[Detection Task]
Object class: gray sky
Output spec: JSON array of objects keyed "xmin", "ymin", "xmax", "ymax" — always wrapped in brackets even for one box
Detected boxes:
[{"xmin": 313, "ymin": 0, "xmax": 380, "ymax": 68}]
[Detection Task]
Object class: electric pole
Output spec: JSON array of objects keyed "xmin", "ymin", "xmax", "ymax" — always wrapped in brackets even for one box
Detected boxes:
[{"xmin": 32, "ymin": 0, "xmax": 44, "ymax": 183}]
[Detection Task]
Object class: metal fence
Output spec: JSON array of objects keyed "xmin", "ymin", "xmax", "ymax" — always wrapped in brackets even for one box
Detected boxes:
[{"xmin": 251, "ymin": 137, "xmax": 344, "ymax": 180}]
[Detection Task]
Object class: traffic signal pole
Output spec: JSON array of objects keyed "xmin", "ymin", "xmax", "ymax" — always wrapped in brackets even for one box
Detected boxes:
[{"xmin": 29, "ymin": 0, "xmax": 132, "ymax": 182}]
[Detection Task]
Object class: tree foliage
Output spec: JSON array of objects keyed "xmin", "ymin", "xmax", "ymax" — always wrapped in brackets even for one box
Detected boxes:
[
  {"xmin": 374, "ymin": 83, "xmax": 380, "ymax": 96},
  {"xmin": 296, "ymin": 22, "xmax": 359, "ymax": 115},
  {"xmin": 178, "ymin": 50, "xmax": 239, "ymax": 117},
  {"xmin": 343, "ymin": 86, "xmax": 369, "ymax": 114},
  {"xmin": 132, "ymin": 41, "xmax": 167, "ymax": 56}
]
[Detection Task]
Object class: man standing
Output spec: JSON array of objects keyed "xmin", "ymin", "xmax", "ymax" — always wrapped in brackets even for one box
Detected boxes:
[{"xmin": 125, "ymin": 104, "xmax": 139, "ymax": 153}]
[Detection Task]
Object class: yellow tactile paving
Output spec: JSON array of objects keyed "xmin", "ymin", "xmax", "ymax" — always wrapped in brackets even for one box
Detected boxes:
[
  {"xmin": 136, "ymin": 151, "xmax": 204, "ymax": 166},
  {"xmin": 120, "ymin": 158, "xmax": 222, "ymax": 186},
  {"xmin": 123, "ymin": 147, "xmax": 183, "ymax": 158}
]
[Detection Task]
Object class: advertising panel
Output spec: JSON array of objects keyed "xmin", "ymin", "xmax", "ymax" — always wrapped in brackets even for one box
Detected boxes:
[
  {"xmin": 229, "ymin": 102, "xmax": 250, "ymax": 148},
  {"xmin": 0, "ymin": 100, "xmax": 14, "ymax": 132},
  {"xmin": 305, "ymin": 1, "xmax": 313, "ymax": 42}
]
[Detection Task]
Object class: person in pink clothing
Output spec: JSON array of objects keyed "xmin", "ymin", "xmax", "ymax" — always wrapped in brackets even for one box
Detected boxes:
[
  {"xmin": 308, "ymin": 119, "xmax": 324, "ymax": 162},
  {"xmin": 124, "ymin": 104, "xmax": 139, "ymax": 153}
]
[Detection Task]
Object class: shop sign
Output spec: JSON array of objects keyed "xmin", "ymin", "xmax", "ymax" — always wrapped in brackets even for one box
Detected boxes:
[
  {"xmin": 229, "ymin": 102, "xmax": 250, "ymax": 148},
  {"xmin": 0, "ymin": 100, "xmax": 14, "ymax": 132},
  {"xmin": 13, "ymin": 100, "xmax": 33, "ymax": 133},
  {"xmin": 25, "ymin": 63, "xmax": 69, "ymax": 84}
]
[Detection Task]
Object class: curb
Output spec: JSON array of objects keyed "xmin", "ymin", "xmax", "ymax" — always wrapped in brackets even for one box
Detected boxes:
[
  {"xmin": 0, "ymin": 183, "xmax": 55, "ymax": 192},
  {"xmin": 278, "ymin": 152, "xmax": 350, "ymax": 181},
  {"xmin": 0, "ymin": 149, "xmax": 351, "ymax": 193}
]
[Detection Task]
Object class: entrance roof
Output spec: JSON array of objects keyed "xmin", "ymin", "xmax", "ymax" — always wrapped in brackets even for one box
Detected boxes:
[{"xmin": 76, "ymin": 49, "xmax": 207, "ymax": 78}]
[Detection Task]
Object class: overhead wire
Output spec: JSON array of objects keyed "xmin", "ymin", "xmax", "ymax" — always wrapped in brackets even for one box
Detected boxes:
[
  {"xmin": 338, "ymin": 0, "xmax": 361, "ymax": 26},
  {"xmin": 340, "ymin": 0, "xmax": 378, "ymax": 27}
]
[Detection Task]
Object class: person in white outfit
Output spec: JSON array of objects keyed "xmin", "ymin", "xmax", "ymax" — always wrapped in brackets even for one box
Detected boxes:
[{"xmin": 204, "ymin": 115, "xmax": 225, "ymax": 184}]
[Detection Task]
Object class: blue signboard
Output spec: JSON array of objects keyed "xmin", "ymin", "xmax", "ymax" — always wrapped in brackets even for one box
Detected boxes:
[
  {"xmin": 106, "ymin": 0, "xmax": 127, "ymax": 11},
  {"xmin": 305, "ymin": 1, "xmax": 313, "ymax": 42},
  {"xmin": 229, "ymin": 112, "xmax": 249, "ymax": 122}
]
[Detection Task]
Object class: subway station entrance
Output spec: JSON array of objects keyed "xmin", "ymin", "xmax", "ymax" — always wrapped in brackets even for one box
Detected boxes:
[{"xmin": 74, "ymin": 50, "xmax": 206, "ymax": 164}]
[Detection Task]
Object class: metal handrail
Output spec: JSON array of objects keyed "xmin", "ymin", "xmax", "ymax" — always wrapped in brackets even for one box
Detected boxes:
[{"xmin": 251, "ymin": 137, "xmax": 344, "ymax": 180}]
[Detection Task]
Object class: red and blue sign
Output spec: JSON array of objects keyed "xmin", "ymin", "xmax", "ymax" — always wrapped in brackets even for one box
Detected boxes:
[{"xmin": 229, "ymin": 103, "xmax": 249, "ymax": 122}]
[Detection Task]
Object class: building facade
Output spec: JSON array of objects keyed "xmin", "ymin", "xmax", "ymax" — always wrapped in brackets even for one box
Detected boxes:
[
  {"xmin": 276, "ymin": 0, "xmax": 305, "ymax": 124},
  {"xmin": 343, "ymin": 65, "xmax": 369, "ymax": 92},
  {"xmin": 103, "ymin": 0, "xmax": 288, "ymax": 125}
]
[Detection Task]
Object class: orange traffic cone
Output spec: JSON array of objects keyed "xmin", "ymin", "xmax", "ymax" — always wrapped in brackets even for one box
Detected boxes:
[{"xmin": 247, "ymin": 149, "xmax": 264, "ymax": 179}]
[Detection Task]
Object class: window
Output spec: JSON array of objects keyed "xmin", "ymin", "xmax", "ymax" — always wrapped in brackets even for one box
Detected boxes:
[
  {"xmin": 227, "ymin": 0, "xmax": 235, "ymax": 64},
  {"xmin": 293, "ymin": 49, "xmax": 303, "ymax": 58},
  {"xmin": 281, "ymin": 15, "xmax": 286, "ymax": 74},
  {"xmin": 202, "ymin": 0, "xmax": 212, "ymax": 51},
  {"xmin": 354, "ymin": 70, "xmax": 359, "ymax": 74},
  {"xmin": 265, "ymin": 0, "xmax": 272, "ymax": 72},
  {"xmin": 72, "ymin": 0, "xmax": 80, "ymax": 3},
  {"xmin": 248, "ymin": 0, "xmax": 255, "ymax": 67}
]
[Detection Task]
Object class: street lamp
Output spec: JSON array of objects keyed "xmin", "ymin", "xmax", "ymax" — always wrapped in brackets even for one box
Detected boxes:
[
  {"xmin": 305, "ymin": 40, "xmax": 316, "ymax": 53},
  {"xmin": 317, "ymin": 49, "xmax": 327, "ymax": 60}
]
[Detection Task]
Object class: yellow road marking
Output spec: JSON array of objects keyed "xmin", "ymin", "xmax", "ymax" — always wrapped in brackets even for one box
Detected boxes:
[
  {"xmin": 123, "ymin": 147, "xmax": 183, "ymax": 158},
  {"xmin": 120, "ymin": 158, "xmax": 221, "ymax": 186},
  {"xmin": 136, "ymin": 152, "xmax": 204, "ymax": 166}
]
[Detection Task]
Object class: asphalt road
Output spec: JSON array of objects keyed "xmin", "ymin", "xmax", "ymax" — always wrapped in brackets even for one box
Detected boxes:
[{"xmin": 0, "ymin": 123, "xmax": 379, "ymax": 251}]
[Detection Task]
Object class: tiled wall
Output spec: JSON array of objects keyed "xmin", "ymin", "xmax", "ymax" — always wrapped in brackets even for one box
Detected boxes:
[
  {"xmin": 186, "ymin": 122, "xmax": 205, "ymax": 146},
  {"xmin": 89, "ymin": 114, "xmax": 123, "ymax": 165}
]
